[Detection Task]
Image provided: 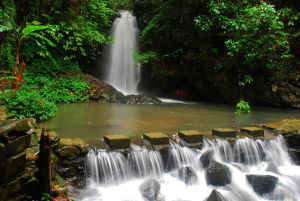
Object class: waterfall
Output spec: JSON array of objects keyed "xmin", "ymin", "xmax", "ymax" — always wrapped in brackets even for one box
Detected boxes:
[
  {"xmin": 104, "ymin": 10, "xmax": 140, "ymax": 95},
  {"xmin": 82, "ymin": 136, "xmax": 300, "ymax": 201}
]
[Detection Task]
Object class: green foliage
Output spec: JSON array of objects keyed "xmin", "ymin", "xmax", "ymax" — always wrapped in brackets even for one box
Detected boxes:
[
  {"xmin": 133, "ymin": 51, "xmax": 157, "ymax": 65},
  {"xmin": 195, "ymin": 1, "xmax": 296, "ymax": 79},
  {"xmin": 0, "ymin": 0, "xmax": 16, "ymax": 32},
  {"xmin": 0, "ymin": 89, "xmax": 57, "ymax": 120},
  {"xmin": 59, "ymin": 0, "xmax": 116, "ymax": 63},
  {"xmin": 40, "ymin": 76, "xmax": 89, "ymax": 103},
  {"xmin": 238, "ymin": 74, "xmax": 253, "ymax": 87},
  {"xmin": 235, "ymin": 100, "xmax": 251, "ymax": 114},
  {"xmin": 22, "ymin": 74, "xmax": 89, "ymax": 104},
  {"xmin": 0, "ymin": 73, "xmax": 89, "ymax": 120},
  {"xmin": 41, "ymin": 193, "xmax": 51, "ymax": 201}
]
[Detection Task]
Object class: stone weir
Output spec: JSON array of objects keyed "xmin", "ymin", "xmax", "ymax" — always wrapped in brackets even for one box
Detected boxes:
[
  {"xmin": 98, "ymin": 126, "xmax": 279, "ymax": 163},
  {"xmin": 96, "ymin": 126, "xmax": 299, "ymax": 166},
  {"xmin": 0, "ymin": 119, "xmax": 38, "ymax": 201}
]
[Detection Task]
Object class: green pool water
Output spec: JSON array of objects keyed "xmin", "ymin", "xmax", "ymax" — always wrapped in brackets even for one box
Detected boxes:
[{"xmin": 38, "ymin": 101, "xmax": 300, "ymax": 143}]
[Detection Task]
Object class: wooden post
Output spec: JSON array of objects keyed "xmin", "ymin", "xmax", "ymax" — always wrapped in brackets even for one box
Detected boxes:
[{"xmin": 39, "ymin": 128, "xmax": 52, "ymax": 199}]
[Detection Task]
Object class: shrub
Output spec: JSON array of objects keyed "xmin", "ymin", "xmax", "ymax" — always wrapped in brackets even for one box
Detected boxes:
[
  {"xmin": 235, "ymin": 100, "xmax": 251, "ymax": 114},
  {"xmin": 0, "ymin": 89, "xmax": 57, "ymax": 120},
  {"xmin": 40, "ymin": 76, "xmax": 89, "ymax": 103}
]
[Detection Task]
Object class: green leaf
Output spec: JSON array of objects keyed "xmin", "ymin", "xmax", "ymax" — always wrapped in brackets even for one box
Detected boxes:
[
  {"xmin": 0, "ymin": 25, "xmax": 13, "ymax": 32},
  {"xmin": 29, "ymin": 33, "xmax": 56, "ymax": 47},
  {"xmin": 22, "ymin": 25, "xmax": 49, "ymax": 35}
]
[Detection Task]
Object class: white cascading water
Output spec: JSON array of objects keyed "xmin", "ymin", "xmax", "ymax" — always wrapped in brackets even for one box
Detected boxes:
[
  {"xmin": 104, "ymin": 10, "xmax": 140, "ymax": 95},
  {"xmin": 128, "ymin": 145, "xmax": 164, "ymax": 178},
  {"xmin": 78, "ymin": 135, "xmax": 300, "ymax": 201}
]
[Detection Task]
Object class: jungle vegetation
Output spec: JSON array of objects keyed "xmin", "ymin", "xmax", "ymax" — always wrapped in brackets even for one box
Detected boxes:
[{"xmin": 0, "ymin": 0, "xmax": 299, "ymax": 119}]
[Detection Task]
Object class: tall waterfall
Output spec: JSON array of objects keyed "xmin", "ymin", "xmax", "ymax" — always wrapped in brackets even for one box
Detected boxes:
[
  {"xmin": 80, "ymin": 136, "xmax": 300, "ymax": 201},
  {"xmin": 104, "ymin": 10, "xmax": 140, "ymax": 95}
]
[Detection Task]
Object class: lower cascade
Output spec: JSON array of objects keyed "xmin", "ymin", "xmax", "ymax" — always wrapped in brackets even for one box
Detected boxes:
[{"xmin": 78, "ymin": 136, "xmax": 300, "ymax": 201}]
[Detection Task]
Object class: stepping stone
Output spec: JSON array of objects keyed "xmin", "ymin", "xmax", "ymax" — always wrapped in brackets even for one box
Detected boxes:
[
  {"xmin": 103, "ymin": 134, "xmax": 130, "ymax": 149},
  {"xmin": 212, "ymin": 128, "xmax": 237, "ymax": 138},
  {"xmin": 143, "ymin": 132, "xmax": 169, "ymax": 145},
  {"xmin": 178, "ymin": 130, "xmax": 203, "ymax": 143},
  {"xmin": 241, "ymin": 127, "xmax": 264, "ymax": 137}
]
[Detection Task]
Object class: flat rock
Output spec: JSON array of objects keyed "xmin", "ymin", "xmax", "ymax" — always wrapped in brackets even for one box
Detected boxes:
[
  {"xmin": 212, "ymin": 128, "xmax": 237, "ymax": 138},
  {"xmin": 0, "ymin": 119, "xmax": 32, "ymax": 136},
  {"xmin": 143, "ymin": 132, "xmax": 169, "ymax": 145},
  {"xmin": 178, "ymin": 130, "xmax": 203, "ymax": 143},
  {"xmin": 241, "ymin": 127, "xmax": 264, "ymax": 137},
  {"xmin": 104, "ymin": 134, "xmax": 130, "ymax": 149}
]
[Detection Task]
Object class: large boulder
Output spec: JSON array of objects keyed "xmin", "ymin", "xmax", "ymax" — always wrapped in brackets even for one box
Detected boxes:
[
  {"xmin": 139, "ymin": 179, "xmax": 161, "ymax": 201},
  {"xmin": 246, "ymin": 174, "xmax": 278, "ymax": 195},
  {"xmin": 82, "ymin": 72, "xmax": 162, "ymax": 105},
  {"xmin": 200, "ymin": 150, "xmax": 213, "ymax": 168},
  {"xmin": 207, "ymin": 189, "xmax": 228, "ymax": 201},
  {"xmin": 178, "ymin": 166, "xmax": 198, "ymax": 185},
  {"xmin": 205, "ymin": 161, "xmax": 231, "ymax": 186}
]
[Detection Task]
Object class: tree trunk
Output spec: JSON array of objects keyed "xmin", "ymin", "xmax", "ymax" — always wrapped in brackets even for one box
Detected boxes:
[{"xmin": 39, "ymin": 128, "xmax": 52, "ymax": 199}]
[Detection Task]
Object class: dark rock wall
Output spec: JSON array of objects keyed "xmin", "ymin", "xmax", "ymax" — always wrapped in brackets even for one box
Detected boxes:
[{"xmin": 0, "ymin": 119, "xmax": 38, "ymax": 201}]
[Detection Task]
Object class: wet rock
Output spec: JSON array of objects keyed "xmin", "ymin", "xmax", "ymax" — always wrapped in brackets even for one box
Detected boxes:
[
  {"xmin": 289, "ymin": 148, "xmax": 300, "ymax": 165},
  {"xmin": 0, "ymin": 152, "xmax": 26, "ymax": 184},
  {"xmin": 81, "ymin": 72, "xmax": 162, "ymax": 105},
  {"xmin": 246, "ymin": 174, "xmax": 278, "ymax": 195},
  {"xmin": 256, "ymin": 119, "xmax": 300, "ymax": 148},
  {"xmin": 178, "ymin": 166, "xmax": 198, "ymax": 185},
  {"xmin": 207, "ymin": 189, "xmax": 228, "ymax": 201},
  {"xmin": 36, "ymin": 129, "xmax": 60, "ymax": 149},
  {"xmin": 139, "ymin": 179, "xmax": 161, "ymax": 201},
  {"xmin": 83, "ymin": 74, "xmax": 116, "ymax": 102},
  {"xmin": 57, "ymin": 167, "xmax": 78, "ymax": 178},
  {"xmin": 110, "ymin": 91, "xmax": 125, "ymax": 103},
  {"xmin": 0, "ymin": 119, "xmax": 32, "ymax": 136},
  {"xmin": 200, "ymin": 150, "xmax": 213, "ymax": 168},
  {"xmin": 0, "ymin": 133, "xmax": 31, "ymax": 160},
  {"xmin": 266, "ymin": 162, "xmax": 279, "ymax": 174},
  {"xmin": 206, "ymin": 161, "xmax": 231, "ymax": 186},
  {"xmin": 121, "ymin": 94, "xmax": 161, "ymax": 105},
  {"xmin": 56, "ymin": 145, "xmax": 81, "ymax": 160}
]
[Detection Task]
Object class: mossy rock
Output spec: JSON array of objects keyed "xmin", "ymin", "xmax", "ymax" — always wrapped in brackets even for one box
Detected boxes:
[
  {"xmin": 104, "ymin": 134, "xmax": 131, "ymax": 149},
  {"xmin": 143, "ymin": 132, "xmax": 169, "ymax": 145},
  {"xmin": 212, "ymin": 128, "xmax": 237, "ymax": 138},
  {"xmin": 178, "ymin": 130, "xmax": 203, "ymax": 143},
  {"xmin": 0, "ymin": 119, "xmax": 33, "ymax": 136},
  {"xmin": 0, "ymin": 107, "xmax": 7, "ymax": 120},
  {"xmin": 0, "ymin": 152, "xmax": 26, "ymax": 184},
  {"xmin": 0, "ymin": 133, "xmax": 31, "ymax": 161}
]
